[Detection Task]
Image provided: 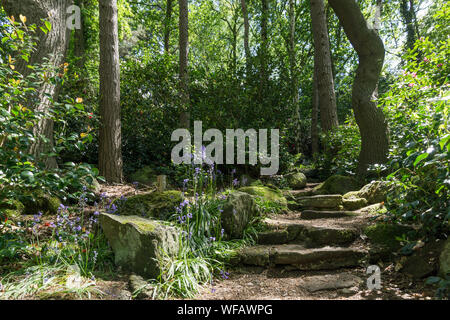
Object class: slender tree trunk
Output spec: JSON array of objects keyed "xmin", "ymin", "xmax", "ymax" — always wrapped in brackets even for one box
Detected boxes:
[
  {"xmin": 288, "ymin": 0, "xmax": 301, "ymax": 153},
  {"xmin": 179, "ymin": 0, "xmax": 190, "ymax": 129},
  {"xmin": 310, "ymin": 0, "xmax": 338, "ymax": 132},
  {"xmin": 164, "ymin": 0, "xmax": 173, "ymax": 54},
  {"xmin": 74, "ymin": 0, "xmax": 86, "ymax": 69},
  {"xmin": 260, "ymin": 0, "xmax": 268, "ymax": 94},
  {"xmin": 98, "ymin": 0, "xmax": 123, "ymax": 183},
  {"xmin": 400, "ymin": 0, "xmax": 416, "ymax": 51},
  {"xmin": 328, "ymin": 0, "xmax": 389, "ymax": 177},
  {"xmin": 311, "ymin": 69, "xmax": 319, "ymax": 156},
  {"xmin": 1, "ymin": 0, "xmax": 72, "ymax": 169},
  {"xmin": 240, "ymin": 0, "xmax": 250, "ymax": 75}
]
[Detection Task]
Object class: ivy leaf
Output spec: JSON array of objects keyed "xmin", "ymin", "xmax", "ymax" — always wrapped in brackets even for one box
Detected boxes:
[{"xmin": 413, "ymin": 152, "xmax": 428, "ymax": 167}]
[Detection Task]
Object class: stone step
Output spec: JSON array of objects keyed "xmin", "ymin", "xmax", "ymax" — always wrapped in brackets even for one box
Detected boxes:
[
  {"xmin": 300, "ymin": 210, "xmax": 360, "ymax": 220},
  {"xmin": 257, "ymin": 217, "xmax": 359, "ymax": 246},
  {"xmin": 239, "ymin": 244, "xmax": 366, "ymax": 270},
  {"xmin": 288, "ymin": 194, "xmax": 343, "ymax": 211}
]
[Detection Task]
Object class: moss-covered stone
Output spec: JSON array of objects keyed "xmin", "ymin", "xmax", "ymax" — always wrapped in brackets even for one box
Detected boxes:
[
  {"xmin": 285, "ymin": 172, "xmax": 307, "ymax": 190},
  {"xmin": 358, "ymin": 180, "xmax": 389, "ymax": 204},
  {"xmin": 100, "ymin": 213, "xmax": 179, "ymax": 279},
  {"xmin": 343, "ymin": 197, "xmax": 368, "ymax": 211},
  {"xmin": 129, "ymin": 166, "xmax": 157, "ymax": 187},
  {"xmin": 238, "ymin": 185, "xmax": 288, "ymax": 208},
  {"xmin": 439, "ymin": 238, "xmax": 450, "ymax": 278},
  {"xmin": 116, "ymin": 190, "xmax": 182, "ymax": 220},
  {"xmin": 313, "ymin": 175, "xmax": 361, "ymax": 195},
  {"xmin": 21, "ymin": 190, "xmax": 61, "ymax": 215},
  {"xmin": 221, "ymin": 191, "xmax": 259, "ymax": 239},
  {"xmin": 364, "ymin": 223, "xmax": 415, "ymax": 260},
  {"xmin": 0, "ymin": 199, "xmax": 25, "ymax": 218}
]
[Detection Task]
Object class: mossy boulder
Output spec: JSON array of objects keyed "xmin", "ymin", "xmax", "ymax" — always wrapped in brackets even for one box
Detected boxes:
[
  {"xmin": 439, "ymin": 238, "xmax": 450, "ymax": 278},
  {"xmin": 238, "ymin": 185, "xmax": 288, "ymax": 208},
  {"xmin": 129, "ymin": 166, "xmax": 157, "ymax": 187},
  {"xmin": 21, "ymin": 190, "xmax": 61, "ymax": 215},
  {"xmin": 358, "ymin": 181, "xmax": 390, "ymax": 204},
  {"xmin": 116, "ymin": 190, "xmax": 182, "ymax": 220},
  {"xmin": 296, "ymin": 195, "xmax": 343, "ymax": 210},
  {"xmin": 364, "ymin": 223, "xmax": 415, "ymax": 261},
  {"xmin": 285, "ymin": 172, "xmax": 307, "ymax": 190},
  {"xmin": 401, "ymin": 240, "xmax": 445, "ymax": 279},
  {"xmin": 313, "ymin": 175, "xmax": 360, "ymax": 195},
  {"xmin": 221, "ymin": 191, "xmax": 259, "ymax": 239},
  {"xmin": 343, "ymin": 197, "xmax": 368, "ymax": 211},
  {"xmin": 0, "ymin": 199, "xmax": 25, "ymax": 219},
  {"xmin": 100, "ymin": 213, "xmax": 179, "ymax": 279}
]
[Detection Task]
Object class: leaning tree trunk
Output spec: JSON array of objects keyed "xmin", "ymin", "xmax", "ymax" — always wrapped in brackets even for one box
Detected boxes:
[
  {"xmin": 310, "ymin": 0, "xmax": 338, "ymax": 132},
  {"xmin": 1, "ymin": 0, "xmax": 72, "ymax": 169},
  {"xmin": 178, "ymin": 0, "xmax": 190, "ymax": 129},
  {"xmin": 98, "ymin": 0, "xmax": 124, "ymax": 183},
  {"xmin": 328, "ymin": 0, "xmax": 389, "ymax": 177}
]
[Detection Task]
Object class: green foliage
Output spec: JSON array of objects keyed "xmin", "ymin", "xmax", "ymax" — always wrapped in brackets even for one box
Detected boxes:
[
  {"xmin": 380, "ymin": 11, "xmax": 450, "ymax": 238},
  {"xmin": 315, "ymin": 115, "xmax": 361, "ymax": 178},
  {"xmin": 0, "ymin": 18, "xmax": 100, "ymax": 207}
]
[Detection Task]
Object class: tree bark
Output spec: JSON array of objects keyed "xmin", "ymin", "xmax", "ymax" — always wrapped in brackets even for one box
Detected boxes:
[
  {"xmin": 260, "ymin": 0, "xmax": 268, "ymax": 94},
  {"xmin": 328, "ymin": 0, "xmax": 389, "ymax": 176},
  {"xmin": 179, "ymin": 0, "xmax": 190, "ymax": 129},
  {"xmin": 240, "ymin": 0, "xmax": 250, "ymax": 75},
  {"xmin": 98, "ymin": 0, "xmax": 123, "ymax": 183},
  {"xmin": 1, "ymin": 0, "xmax": 72, "ymax": 169},
  {"xmin": 164, "ymin": 0, "xmax": 173, "ymax": 54},
  {"xmin": 311, "ymin": 69, "xmax": 319, "ymax": 156},
  {"xmin": 74, "ymin": 0, "xmax": 86, "ymax": 69},
  {"xmin": 310, "ymin": 0, "xmax": 338, "ymax": 132},
  {"xmin": 400, "ymin": 0, "xmax": 416, "ymax": 51}
]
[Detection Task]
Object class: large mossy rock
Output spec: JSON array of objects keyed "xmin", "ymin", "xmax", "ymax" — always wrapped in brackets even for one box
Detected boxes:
[
  {"xmin": 357, "ymin": 181, "xmax": 390, "ymax": 204},
  {"xmin": 285, "ymin": 172, "xmax": 307, "ymax": 190},
  {"xmin": 21, "ymin": 190, "xmax": 61, "ymax": 215},
  {"xmin": 342, "ymin": 192, "xmax": 368, "ymax": 211},
  {"xmin": 221, "ymin": 191, "xmax": 259, "ymax": 239},
  {"xmin": 116, "ymin": 190, "xmax": 182, "ymax": 220},
  {"xmin": 439, "ymin": 238, "xmax": 450, "ymax": 277},
  {"xmin": 313, "ymin": 175, "xmax": 360, "ymax": 195},
  {"xmin": 100, "ymin": 213, "xmax": 179, "ymax": 279},
  {"xmin": 129, "ymin": 166, "xmax": 157, "ymax": 187},
  {"xmin": 364, "ymin": 223, "xmax": 415, "ymax": 261},
  {"xmin": 0, "ymin": 199, "xmax": 25, "ymax": 219},
  {"xmin": 401, "ymin": 240, "xmax": 445, "ymax": 279},
  {"xmin": 238, "ymin": 185, "xmax": 288, "ymax": 208}
]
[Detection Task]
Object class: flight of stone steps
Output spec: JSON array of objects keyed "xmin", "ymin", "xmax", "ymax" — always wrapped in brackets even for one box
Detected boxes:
[{"xmin": 236, "ymin": 183, "xmax": 378, "ymax": 271}]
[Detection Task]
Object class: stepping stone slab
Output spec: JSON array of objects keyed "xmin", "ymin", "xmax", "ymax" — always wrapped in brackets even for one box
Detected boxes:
[
  {"xmin": 100, "ymin": 213, "xmax": 179, "ymax": 279},
  {"xmin": 299, "ymin": 273, "xmax": 362, "ymax": 292},
  {"xmin": 239, "ymin": 245, "xmax": 365, "ymax": 270},
  {"xmin": 263, "ymin": 218, "xmax": 358, "ymax": 246},
  {"xmin": 273, "ymin": 245, "xmax": 365, "ymax": 270},
  {"xmin": 295, "ymin": 195, "xmax": 343, "ymax": 209},
  {"xmin": 301, "ymin": 210, "xmax": 360, "ymax": 220}
]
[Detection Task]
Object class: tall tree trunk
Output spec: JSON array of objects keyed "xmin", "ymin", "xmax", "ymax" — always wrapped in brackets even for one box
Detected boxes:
[
  {"xmin": 1, "ymin": 0, "xmax": 72, "ymax": 169},
  {"xmin": 311, "ymin": 69, "xmax": 319, "ymax": 156},
  {"xmin": 400, "ymin": 0, "xmax": 416, "ymax": 51},
  {"xmin": 74, "ymin": 0, "xmax": 86, "ymax": 69},
  {"xmin": 179, "ymin": 0, "xmax": 190, "ymax": 129},
  {"xmin": 98, "ymin": 0, "xmax": 123, "ymax": 183},
  {"xmin": 260, "ymin": 0, "xmax": 268, "ymax": 94},
  {"xmin": 310, "ymin": 0, "xmax": 338, "ymax": 132},
  {"xmin": 164, "ymin": 0, "xmax": 173, "ymax": 54},
  {"xmin": 288, "ymin": 0, "xmax": 301, "ymax": 153},
  {"xmin": 328, "ymin": 0, "xmax": 389, "ymax": 177},
  {"xmin": 240, "ymin": 0, "xmax": 250, "ymax": 75}
]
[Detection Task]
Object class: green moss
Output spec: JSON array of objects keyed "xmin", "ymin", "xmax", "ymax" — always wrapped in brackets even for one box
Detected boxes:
[
  {"xmin": 364, "ymin": 223, "xmax": 415, "ymax": 251},
  {"xmin": 250, "ymin": 179, "xmax": 263, "ymax": 187},
  {"xmin": 20, "ymin": 190, "xmax": 61, "ymax": 215},
  {"xmin": 116, "ymin": 190, "xmax": 183, "ymax": 220},
  {"xmin": 238, "ymin": 186, "xmax": 287, "ymax": 207},
  {"xmin": 313, "ymin": 175, "xmax": 361, "ymax": 195},
  {"xmin": 129, "ymin": 166, "xmax": 157, "ymax": 186}
]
